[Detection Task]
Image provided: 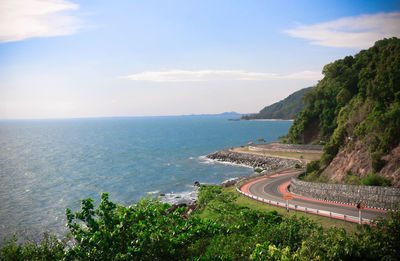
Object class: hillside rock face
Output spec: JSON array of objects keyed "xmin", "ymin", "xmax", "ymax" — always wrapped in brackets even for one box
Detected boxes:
[
  {"xmin": 323, "ymin": 142, "xmax": 371, "ymax": 182},
  {"xmin": 322, "ymin": 143, "xmax": 400, "ymax": 188},
  {"xmin": 380, "ymin": 145, "xmax": 400, "ymax": 187}
]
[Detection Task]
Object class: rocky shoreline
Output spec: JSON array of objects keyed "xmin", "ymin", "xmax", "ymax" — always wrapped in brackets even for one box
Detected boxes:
[
  {"xmin": 166, "ymin": 148, "xmax": 300, "ymax": 214},
  {"xmin": 206, "ymin": 149, "xmax": 299, "ymax": 171}
]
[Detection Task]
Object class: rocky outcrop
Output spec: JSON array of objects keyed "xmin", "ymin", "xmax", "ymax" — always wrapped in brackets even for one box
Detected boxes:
[
  {"xmin": 323, "ymin": 142, "xmax": 371, "ymax": 182},
  {"xmin": 206, "ymin": 149, "xmax": 299, "ymax": 171},
  {"xmin": 166, "ymin": 203, "xmax": 197, "ymax": 219},
  {"xmin": 379, "ymin": 145, "xmax": 400, "ymax": 187},
  {"xmin": 290, "ymin": 176, "xmax": 400, "ymax": 210},
  {"xmin": 323, "ymin": 142, "xmax": 400, "ymax": 188}
]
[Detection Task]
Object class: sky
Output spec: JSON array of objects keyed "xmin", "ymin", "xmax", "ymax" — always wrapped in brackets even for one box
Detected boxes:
[{"xmin": 0, "ymin": 0, "xmax": 399, "ymax": 119}]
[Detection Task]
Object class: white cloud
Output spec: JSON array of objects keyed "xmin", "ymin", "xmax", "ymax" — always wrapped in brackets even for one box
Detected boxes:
[
  {"xmin": 0, "ymin": 0, "xmax": 80, "ymax": 43},
  {"xmin": 122, "ymin": 70, "xmax": 322, "ymax": 82},
  {"xmin": 285, "ymin": 12, "xmax": 400, "ymax": 49}
]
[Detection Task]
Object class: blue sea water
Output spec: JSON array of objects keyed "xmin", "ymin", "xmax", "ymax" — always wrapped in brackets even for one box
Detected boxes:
[{"xmin": 0, "ymin": 116, "xmax": 291, "ymax": 242}]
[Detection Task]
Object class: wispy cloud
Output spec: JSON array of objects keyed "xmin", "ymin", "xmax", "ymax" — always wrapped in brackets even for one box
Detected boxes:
[
  {"xmin": 122, "ymin": 70, "xmax": 322, "ymax": 82},
  {"xmin": 285, "ymin": 12, "xmax": 400, "ymax": 49},
  {"xmin": 0, "ymin": 0, "xmax": 81, "ymax": 43}
]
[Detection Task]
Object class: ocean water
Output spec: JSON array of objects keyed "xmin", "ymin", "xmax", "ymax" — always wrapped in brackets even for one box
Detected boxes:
[{"xmin": 0, "ymin": 116, "xmax": 291, "ymax": 242}]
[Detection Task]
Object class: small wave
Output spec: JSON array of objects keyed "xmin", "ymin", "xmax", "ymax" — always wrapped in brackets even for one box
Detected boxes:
[
  {"xmin": 160, "ymin": 188, "xmax": 198, "ymax": 205},
  {"xmin": 222, "ymin": 177, "xmax": 239, "ymax": 183},
  {"xmin": 146, "ymin": 190, "xmax": 160, "ymax": 195}
]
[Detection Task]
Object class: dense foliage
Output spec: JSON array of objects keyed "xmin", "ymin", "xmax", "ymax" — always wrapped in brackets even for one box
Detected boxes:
[
  {"xmin": 241, "ymin": 87, "xmax": 312, "ymax": 120},
  {"xmin": 2, "ymin": 187, "xmax": 400, "ymax": 260},
  {"xmin": 284, "ymin": 38, "xmax": 400, "ymax": 172}
]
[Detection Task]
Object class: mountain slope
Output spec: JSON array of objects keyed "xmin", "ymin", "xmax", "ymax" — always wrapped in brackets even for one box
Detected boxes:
[
  {"xmin": 283, "ymin": 38, "xmax": 400, "ymax": 187},
  {"xmin": 241, "ymin": 87, "xmax": 312, "ymax": 120}
]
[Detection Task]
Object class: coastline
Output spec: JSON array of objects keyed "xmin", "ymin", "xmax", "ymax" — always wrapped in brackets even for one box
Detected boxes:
[
  {"xmin": 160, "ymin": 147, "xmax": 300, "ymax": 206},
  {"xmin": 244, "ymin": 119, "xmax": 294, "ymax": 121},
  {"xmin": 206, "ymin": 149, "xmax": 299, "ymax": 170}
]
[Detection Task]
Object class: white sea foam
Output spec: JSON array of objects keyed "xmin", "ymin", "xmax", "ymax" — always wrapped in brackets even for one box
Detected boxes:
[
  {"xmin": 160, "ymin": 188, "xmax": 198, "ymax": 205},
  {"xmin": 222, "ymin": 177, "xmax": 239, "ymax": 183},
  {"xmin": 146, "ymin": 190, "xmax": 160, "ymax": 195}
]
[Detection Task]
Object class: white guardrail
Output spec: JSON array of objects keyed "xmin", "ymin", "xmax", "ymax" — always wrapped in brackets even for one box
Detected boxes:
[{"xmin": 235, "ymin": 185, "xmax": 371, "ymax": 224}]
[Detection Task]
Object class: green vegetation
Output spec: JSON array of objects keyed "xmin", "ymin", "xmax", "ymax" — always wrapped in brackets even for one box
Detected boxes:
[
  {"xmin": 284, "ymin": 38, "xmax": 400, "ymax": 177},
  {"xmin": 361, "ymin": 173, "xmax": 391, "ymax": 187},
  {"xmin": 2, "ymin": 189, "xmax": 400, "ymax": 260},
  {"xmin": 220, "ymin": 185, "xmax": 357, "ymax": 232},
  {"xmin": 344, "ymin": 170, "xmax": 362, "ymax": 185},
  {"xmin": 241, "ymin": 87, "xmax": 312, "ymax": 120},
  {"xmin": 254, "ymin": 167, "xmax": 263, "ymax": 173}
]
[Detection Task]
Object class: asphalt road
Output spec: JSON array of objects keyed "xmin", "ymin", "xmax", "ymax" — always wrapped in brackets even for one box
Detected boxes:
[{"xmin": 240, "ymin": 171, "xmax": 387, "ymax": 222}]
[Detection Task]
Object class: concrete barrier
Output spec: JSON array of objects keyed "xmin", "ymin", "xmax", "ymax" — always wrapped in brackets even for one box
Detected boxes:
[{"xmin": 290, "ymin": 177, "xmax": 400, "ymax": 210}]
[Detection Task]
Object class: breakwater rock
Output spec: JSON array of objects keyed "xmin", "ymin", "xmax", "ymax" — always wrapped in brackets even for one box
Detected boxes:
[{"xmin": 206, "ymin": 149, "xmax": 299, "ymax": 171}]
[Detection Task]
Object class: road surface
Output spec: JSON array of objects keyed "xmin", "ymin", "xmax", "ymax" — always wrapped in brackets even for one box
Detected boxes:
[{"xmin": 240, "ymin": 170, "xmax": 387, "ymax": 222}]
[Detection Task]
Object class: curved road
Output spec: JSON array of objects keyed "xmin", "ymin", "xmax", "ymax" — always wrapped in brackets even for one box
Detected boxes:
[{"xmin": 240, "ymin": 170, "xmax": 386, "ymax": 222}]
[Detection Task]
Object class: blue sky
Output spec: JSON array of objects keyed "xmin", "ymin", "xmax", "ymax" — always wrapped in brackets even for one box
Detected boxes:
[{"xmin": 0, "ymin": 0, "xmax": 399, "ymax": 119}]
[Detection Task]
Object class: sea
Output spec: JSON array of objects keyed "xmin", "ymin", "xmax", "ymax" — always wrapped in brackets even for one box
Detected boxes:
[{"xmin": 0, "ymin": 116, "xmax": 291, "ymax": 243}]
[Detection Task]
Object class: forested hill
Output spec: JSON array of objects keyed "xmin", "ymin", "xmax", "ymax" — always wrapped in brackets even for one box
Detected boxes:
[
  {"xmin": 283, "ymin": 38, "xmax": 400, "ymax": 187},
  {"xmin": 241, "ymin": 87, "xmax": 312, "ymax": 120}
]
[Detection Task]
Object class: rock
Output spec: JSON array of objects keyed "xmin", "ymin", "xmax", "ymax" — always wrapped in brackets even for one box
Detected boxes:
[
  {"xmin": 165, "ymin": 203, "xmax": 198, "ymax": 219},
  {"xmin": 206, "ymin": 149, "xmax": 298, "ymax": 170},
  {"xmin": 193, "ymin": 181, "xmax": 201, "ymax": 187},
  {"xmin": 159, "ymin": 193, "xmax": 165, "ymax": 196}
]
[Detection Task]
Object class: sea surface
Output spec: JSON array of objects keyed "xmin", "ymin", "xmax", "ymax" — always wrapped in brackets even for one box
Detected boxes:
[{"xmin": 0, "ymin": 116, "xmax": 291, "ymax": 242}]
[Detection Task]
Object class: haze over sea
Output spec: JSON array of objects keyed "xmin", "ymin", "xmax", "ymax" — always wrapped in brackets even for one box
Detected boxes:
[{"xmin": 0, "ymin": 116, "xmax": 291, "ymax": 242}]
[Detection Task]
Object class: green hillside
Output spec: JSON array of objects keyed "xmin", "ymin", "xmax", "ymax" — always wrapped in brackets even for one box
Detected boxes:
[
  {"xmin": 241, "ymin": 87, "xmax": 312, "ymax": 120},
  {"xmin": 283, "ymin": 38, "xmax": 400, "ymax": 186}
]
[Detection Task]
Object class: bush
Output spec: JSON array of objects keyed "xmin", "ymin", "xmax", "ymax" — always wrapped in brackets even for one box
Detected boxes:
[
  {"xmin": 2, "ymin": 188, "xmax": 400, "ymax": 260},
  {"xmin": 306, "ymin": 160, "xmax": 320, "ymax": 174},
  {"xmin": 344, "ymin": 170, "xmax": 361, "ymax": 185},
  {"xmin": 371, "ymin": 152, "xmax": 386, "ymax": 173},
  {"xmin": 361, "ymin": 173, "xmax": 391, "ymax": 187},
  {"xmin": 197, "ymin": 185, "xmax": 222, "ymax": 207},
  {"xmin": 294, "ymin": 163, "xmax": 301, "ymax": 169},
  {"xmin": 254, "ymin": 168, "xmax": 263, "ymax": 173},
  {"xmin": 0, "ymin": 233, "xmax": 66, "ymax": 261}
]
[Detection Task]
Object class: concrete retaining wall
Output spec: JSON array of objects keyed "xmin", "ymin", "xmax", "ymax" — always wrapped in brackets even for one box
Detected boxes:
[{"xmin": 290, "ymin": 177, "xmax": 400, "ymax": 210}]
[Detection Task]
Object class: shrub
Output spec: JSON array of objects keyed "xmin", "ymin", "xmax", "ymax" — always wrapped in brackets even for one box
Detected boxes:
[
  {"xmin": 371, "ymin": 152, "xmax": 386, "ymax": 173},
  {"xmin": 306, "ymin": 160, "xmax": 320, "ymax": 174},
  {"xmin": 254, "ymin": 168, "xmax": 263, "ymax": 173},
  {"xmin": 0, "ymin": 233, "xmax": 67, "ymax": 261},
  {"xmin": 344, "ymin": 170, "xmax": 361, "ymax": 185},
  {"xmin": 361, "ymin": 173, "xmax": 391, "ymax": 187}
]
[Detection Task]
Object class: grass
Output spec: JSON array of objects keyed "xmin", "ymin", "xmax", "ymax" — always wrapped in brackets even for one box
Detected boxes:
[{"xmin": 223, "ymin": 186, "xmax": 359, "ymax": 233}]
